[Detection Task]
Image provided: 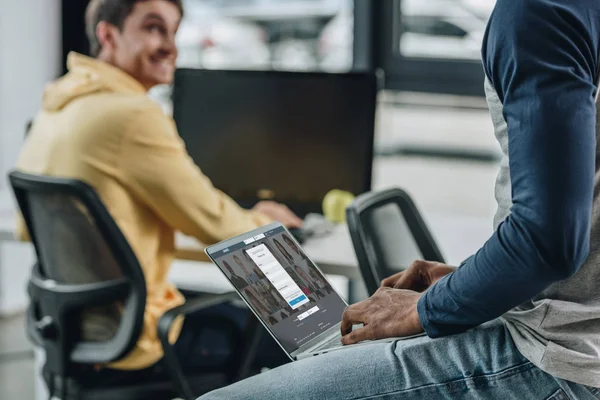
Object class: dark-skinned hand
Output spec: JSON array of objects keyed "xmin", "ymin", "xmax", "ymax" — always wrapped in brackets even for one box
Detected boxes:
[
  {"xmin": 340, "ymin": 287, "xmax": 424, "ymax": 345},
  {"xmin": 380, "ymin": 260, "xmax": 456, "ymax": 292}
]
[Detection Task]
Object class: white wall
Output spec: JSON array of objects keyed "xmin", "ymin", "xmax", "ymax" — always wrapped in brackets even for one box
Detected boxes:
[
  {"xmin": 0, "ymin": 0, "xmax": 62, "ymax": 194},
  {"xmin": 0, "ymin": 243, "xmax": 35, "ymax": 315},
  {"xmin": 0, "ymin": 0, "xmax": 61, "ymax": 314}
]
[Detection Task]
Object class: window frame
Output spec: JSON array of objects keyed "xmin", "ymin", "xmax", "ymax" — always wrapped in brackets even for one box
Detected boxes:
[
  {"xmin": 63, "ymin": 0, "xmax": 487, "ymax": 96},
  {"xmin": 353, "ymin": 0, "xmax": 486, "ymax": 97}
]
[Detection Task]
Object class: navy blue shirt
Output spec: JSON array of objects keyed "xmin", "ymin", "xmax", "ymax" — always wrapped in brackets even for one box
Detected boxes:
[{"xmin": 418, "ymin": 0, "xmax": 600, "ymax": 337}]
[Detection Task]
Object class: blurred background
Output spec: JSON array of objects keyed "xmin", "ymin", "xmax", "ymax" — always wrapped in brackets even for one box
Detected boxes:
[
  {"xmin": 173, "ymin": 0, "xmax": 492, "ymax": 74},
  {"xmin": 0, "ymin": 0, "xmax": 501, "ymax": 398},
  {"xmin": 1, "ymin": 0, "xmax": 501, "ymax": 217}
]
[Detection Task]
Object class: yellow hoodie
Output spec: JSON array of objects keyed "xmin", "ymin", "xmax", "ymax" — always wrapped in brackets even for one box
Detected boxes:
[{"xmin": 15, "ymin": 52, "xmax": 271, "ymax": 370}]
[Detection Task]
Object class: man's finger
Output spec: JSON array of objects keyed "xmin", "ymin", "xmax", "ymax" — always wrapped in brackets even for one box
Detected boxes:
[
  {"xmin": 392, "ymin": 271, "xmax": 417, "ymax": 290},
  {"xmin": 381, "ymin": 273, "xmax": 402, "ymax": 288},
  {"xmin": 289, "ymin": 215, "xmax": 303, "ymax": 228},
  {"xmin": 286, "ymin": 219, "xmax": 303, "ymax": 229},
  {"xmin": 340, "ymin": 307, "xmax": 363, "ymax": 336},
  {"xmin": 341, "ymin": 324, "xmax": 373, "ymax": 345}
]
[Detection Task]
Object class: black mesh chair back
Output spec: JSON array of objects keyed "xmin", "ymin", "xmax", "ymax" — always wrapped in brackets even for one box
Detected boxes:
[
  {"xmin": 9, "ymin": 171, "xmax": 146, "ymax": 397},
  {"xmin": 346, "ymin": 188, "xmax": 445, "ymax": 295}
]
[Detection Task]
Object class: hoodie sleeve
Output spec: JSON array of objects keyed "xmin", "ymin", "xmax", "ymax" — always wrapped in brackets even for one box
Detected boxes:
[{"xmin": 118, "ymin": 108, "xmax": 272, "ymax": 244}]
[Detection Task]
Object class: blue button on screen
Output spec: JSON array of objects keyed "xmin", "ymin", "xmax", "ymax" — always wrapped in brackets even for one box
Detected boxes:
[{"xmin": 289, "ymin": 295, "xmax": 307, "ymax": 306}]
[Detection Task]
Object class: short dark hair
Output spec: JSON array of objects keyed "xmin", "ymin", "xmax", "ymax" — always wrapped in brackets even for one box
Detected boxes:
[{"xmin": 85, "ymin": 0, "xmax": 184, "ymax": 57}]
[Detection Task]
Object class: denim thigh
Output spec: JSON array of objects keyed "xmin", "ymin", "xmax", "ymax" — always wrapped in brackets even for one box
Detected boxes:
[{"xmin": 199, "ymin": 319, "xmax": 598, "ymax": 400}]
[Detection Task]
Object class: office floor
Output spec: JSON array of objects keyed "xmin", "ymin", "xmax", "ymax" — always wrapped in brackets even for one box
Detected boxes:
[
  {"xmin": 0, "ymin": 100, "xmax": 500, "ymax": 400},
  {"xmin": 0, "ymin": 313, "xmax": 35, "ymax": 400}
]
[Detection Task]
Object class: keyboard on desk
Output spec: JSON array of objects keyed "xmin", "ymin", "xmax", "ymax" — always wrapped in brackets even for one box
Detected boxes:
[
  {"xmin": 289, "ymin": 227, "xmax": 309, "ymax": 244},
  {"xmin": 290, "ymin": 214, "xmax": 336, "ymax": 244}
]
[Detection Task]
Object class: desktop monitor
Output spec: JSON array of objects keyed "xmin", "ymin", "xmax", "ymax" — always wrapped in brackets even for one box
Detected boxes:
[{"xmin": 172, "ymin": 68, "xmax": 377, "ymax": 216}]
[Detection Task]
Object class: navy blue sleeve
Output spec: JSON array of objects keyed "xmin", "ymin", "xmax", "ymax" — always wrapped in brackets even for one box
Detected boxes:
[{"xmin": 417, "ymin": 0, "xmax": 599, "ymax": 337}]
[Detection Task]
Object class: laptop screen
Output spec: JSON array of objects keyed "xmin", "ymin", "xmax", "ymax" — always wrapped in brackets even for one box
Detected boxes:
[{"xmin": 208, "ymin": 225, "xmax": 348, "ymax": 354}]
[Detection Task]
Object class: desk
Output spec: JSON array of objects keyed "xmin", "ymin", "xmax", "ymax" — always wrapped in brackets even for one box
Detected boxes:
[
  {"xmin": 0, "ymin": 210, "xmax": 492, "ymax": 277},
  {"xmin": 0, "ymin": 208, "xmax": 493, "ymax": 302},
  {"xmin": 174, "ymin": 223, "xmax": 362, "ymax": 280},
  {"xmin": 171, "ymin": 224, "xmax": 364, "ymax": 300},
  {"xmin": 172, "ymin": 214, "xmax": 492, "ymax": 277},
  {"xmin": 169, "ymin": 214, "xmax": 493, "ymax": 297},
  {"xmin": 0, "ymin": 212, "xmax": 359, "ymax": 276},
  {"xmin": 0, "ymin": 211, "xmax": 364, "ymax": 300}
]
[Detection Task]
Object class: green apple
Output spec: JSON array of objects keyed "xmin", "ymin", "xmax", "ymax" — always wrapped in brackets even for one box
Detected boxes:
[{"xmin": 322, "ymin": 189, "xmax": 355, "ymax": 223}]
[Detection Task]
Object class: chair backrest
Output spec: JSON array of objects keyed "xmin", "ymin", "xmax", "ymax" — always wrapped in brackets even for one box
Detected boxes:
[
  {"xmin": 346, "ymin": 188, "xmax": 445, "ymax": 295},
  {"xmin": 8, "ymin": 171, "xmax": 146, "ymax": 380}
]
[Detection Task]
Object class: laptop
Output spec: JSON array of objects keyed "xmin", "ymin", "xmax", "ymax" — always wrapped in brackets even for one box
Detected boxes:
[{"xmin": 205, "ymin": 222, "xmax": 423, "ymax": 361}]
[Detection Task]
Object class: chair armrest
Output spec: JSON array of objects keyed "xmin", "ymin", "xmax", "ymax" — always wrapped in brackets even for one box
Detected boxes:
[
  {"xmin": 160, "ymin": 292, "xmax": 238, "ymax": 326},
  {"xmin": 157, "ymin": 292, "xmax": 238, "ymax": 400}
]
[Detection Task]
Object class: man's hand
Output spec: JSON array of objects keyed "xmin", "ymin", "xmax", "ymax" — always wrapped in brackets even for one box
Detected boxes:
[
  {"xmin": 340, "ymin": 287, "xmax": 423, "ymax": 345},
  {"xmin": 381, "ymin": 260, "xmax": 456, "ymax": 292},
  {"xmin": 253, "ymin": 201, "xmax": 303, "ymax": 228}
]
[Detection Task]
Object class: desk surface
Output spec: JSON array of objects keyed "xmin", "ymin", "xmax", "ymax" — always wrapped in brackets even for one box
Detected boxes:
[
  {"xmin": 169, "ymin": 213, "xmax": 493, "ymax": 292},
  {"xmin": 175, "ymin": 223, "xmax": 362, "ymax": 280},
  {"xmin": 0, "ymin": 210, "xmax": 491, "ymax": 264},
  {"xmin": 0, "ymin": 207, "xmax": 493, "ymax": 290},
  {"xmin": 0, "ymin": 210, "xmax": 362, "ymax": 276}
]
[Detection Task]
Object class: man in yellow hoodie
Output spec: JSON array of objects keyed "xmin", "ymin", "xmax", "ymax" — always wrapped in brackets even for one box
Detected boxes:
[{"xmin": 15, "ymin": 0, "xmax": 301, "ymax": 382}]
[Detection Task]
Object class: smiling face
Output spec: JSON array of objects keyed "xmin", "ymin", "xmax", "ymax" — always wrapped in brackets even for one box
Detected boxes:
[{"xmin": 96, "ymin": 0, "xmax": 181, "ymax": 90}]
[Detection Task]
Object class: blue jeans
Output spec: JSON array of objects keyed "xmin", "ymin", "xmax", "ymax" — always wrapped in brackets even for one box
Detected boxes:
[{"xmin": 198, "ymin": 319, "xmax": 599, "ymax": 399}]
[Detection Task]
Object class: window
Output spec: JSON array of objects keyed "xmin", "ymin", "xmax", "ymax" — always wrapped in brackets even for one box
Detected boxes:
[
  {"xmin": 404, "ymin": 17, "xmax": 468, "ymax": 38},
  {"xmin": 371, "ymin": 0, "xmax": 495, "ymax": 96},
  {"xmin": 177, "ymin": 0, "xmax": 354, "ymax": 72}
]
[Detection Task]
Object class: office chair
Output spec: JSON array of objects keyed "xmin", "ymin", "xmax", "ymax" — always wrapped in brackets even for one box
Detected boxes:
[
  {"xmin": 9, "ymin": 171, "xmax": 262, "ymax": 400},
  {"xmin": 346, "ymin": 188, "xmax": 446, "ymax": 296}
]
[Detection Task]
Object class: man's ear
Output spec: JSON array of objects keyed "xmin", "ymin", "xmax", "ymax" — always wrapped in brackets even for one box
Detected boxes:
[{"xmin": 95, "ymin": 21, "xmax": 118, "ymax": 54}]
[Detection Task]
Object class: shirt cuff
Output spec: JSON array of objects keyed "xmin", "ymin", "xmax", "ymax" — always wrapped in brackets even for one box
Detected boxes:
[{"xmin": 417, "ymin": 290, "xmax": 442, "ymax": 339}]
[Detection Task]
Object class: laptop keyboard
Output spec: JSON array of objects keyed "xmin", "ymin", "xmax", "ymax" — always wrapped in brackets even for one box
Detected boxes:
[
  {"xmin": 315, "ymin": 324, "xmax": 365, "ymax": 353},
  {"xmin": 318, "ymin": 333, "xmax": 343, "ymax": 351}
]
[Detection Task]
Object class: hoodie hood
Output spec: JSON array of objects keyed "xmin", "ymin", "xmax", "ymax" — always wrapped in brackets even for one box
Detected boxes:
[{"xmin": 42, "ymin": 52, "xmax": 147, "ymax": 112}]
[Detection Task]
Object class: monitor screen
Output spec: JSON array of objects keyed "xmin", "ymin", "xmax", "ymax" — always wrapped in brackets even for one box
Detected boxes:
[
  {"xmin": 207, "ymin": 224, "xmax": 348, "ymax": 354},
  {"xmin": 172, "ymin": 69, "xmax": 377, "ymax": 216}
]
